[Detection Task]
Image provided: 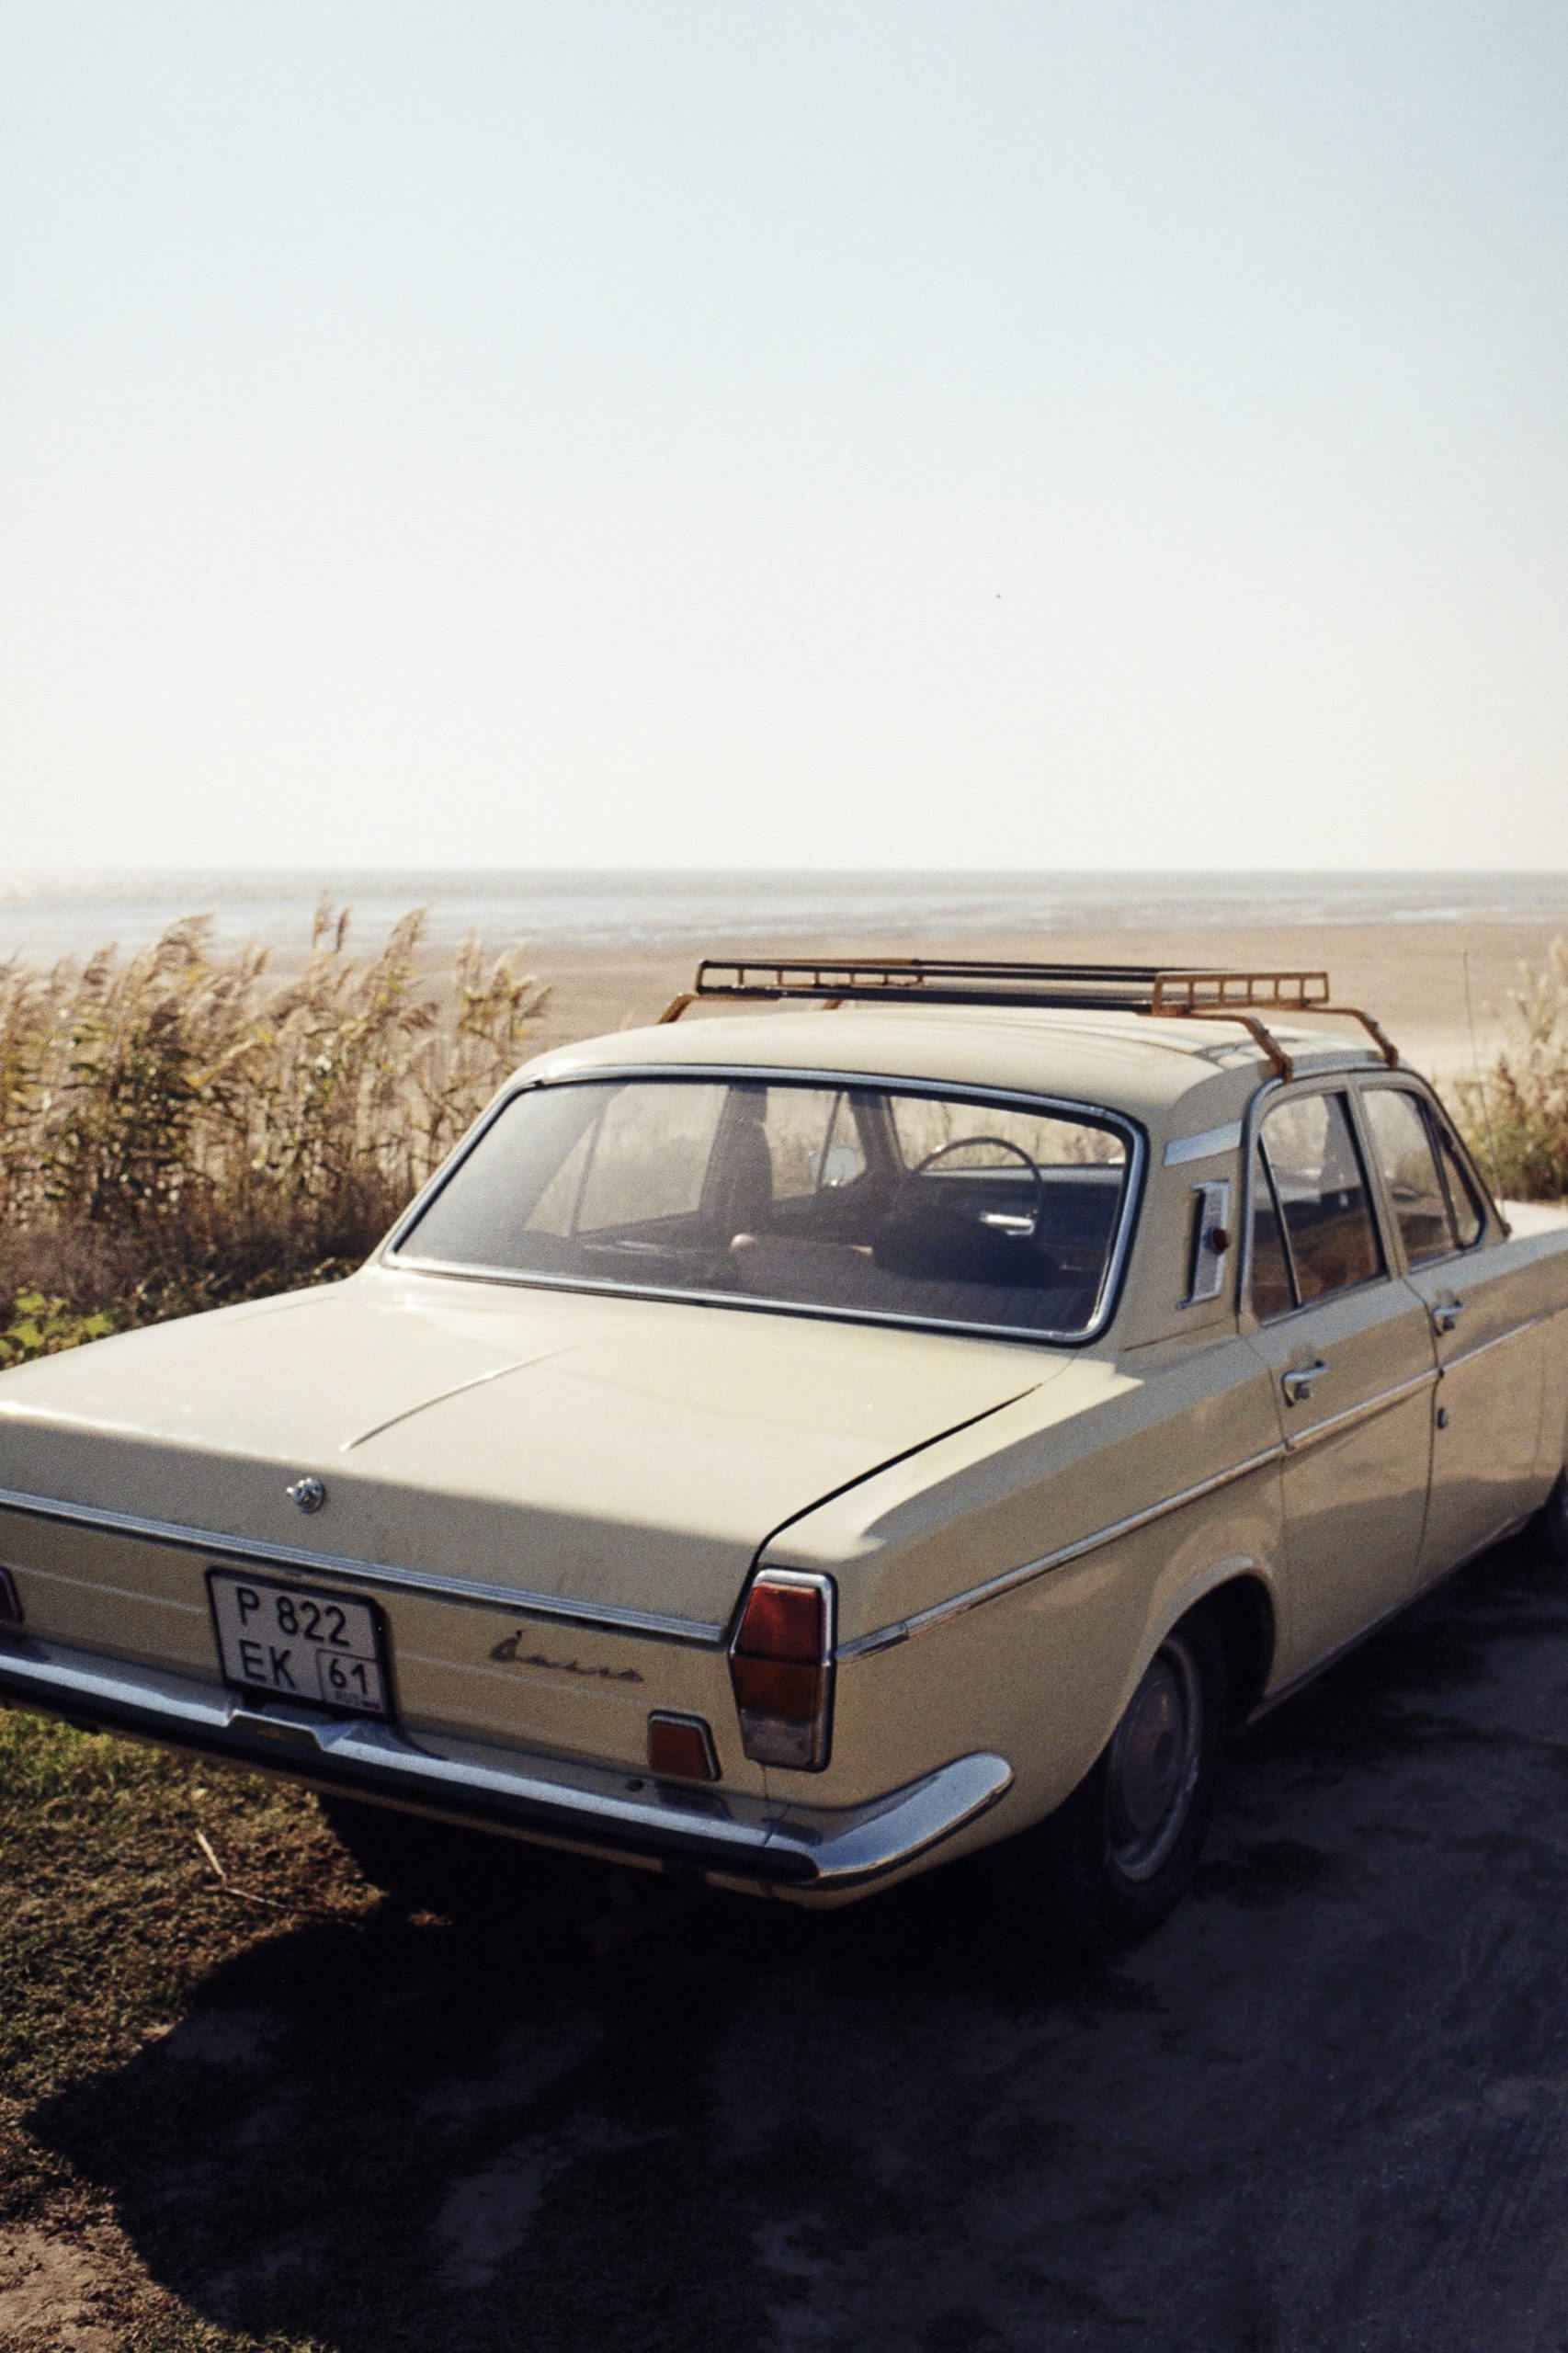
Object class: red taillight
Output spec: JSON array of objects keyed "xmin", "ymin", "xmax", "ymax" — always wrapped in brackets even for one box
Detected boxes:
[
  {"xmin": 646, "ymin": 1712, "xmax": 719, "ymax": 1782},
  {"xmin": 734, "ymin": 1578, "xmax": 824, "ymax": 1661},
  {"xmin": 729, "ymin": 1572, "xmax": 835, "ymax": 1770}
]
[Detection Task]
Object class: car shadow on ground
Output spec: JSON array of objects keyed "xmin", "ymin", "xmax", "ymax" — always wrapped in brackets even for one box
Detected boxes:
[{"xmin": 31, "ymin": 1531, "xmax": 1568, "ymax": 2353}]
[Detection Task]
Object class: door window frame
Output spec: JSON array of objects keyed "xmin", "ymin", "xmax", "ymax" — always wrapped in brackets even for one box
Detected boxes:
[
  {"xmin": 1349, "ymin": 1076, "xmax": 1497, "ymax": 1279},
  {"xmin": 1239, "ymin": 1078, "xmax": 1393, "ymax": 1328}
]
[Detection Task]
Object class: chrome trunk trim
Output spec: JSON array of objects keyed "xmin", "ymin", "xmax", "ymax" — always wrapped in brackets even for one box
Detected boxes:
[{"xmin": 0, "ymin": 1483, "xmax": 725, "ymax": 1648}]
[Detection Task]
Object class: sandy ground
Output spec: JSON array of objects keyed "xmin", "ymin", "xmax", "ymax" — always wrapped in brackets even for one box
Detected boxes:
[
  {"xmin": 17, "ymin": 1525, "xmax": 1568, "ymax": 2353},
  {"xmin": 525, "ymin": 918, "xmax": 1564, "ymax": 1092}
]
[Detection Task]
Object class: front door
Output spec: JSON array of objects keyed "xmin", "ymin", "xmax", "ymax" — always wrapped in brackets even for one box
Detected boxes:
[
  {"xmin": 1358, "ymin": 1082, "xmax": 1547, "ymax": 1578},
  {"xmin": 1244, "ymin": 1086, "xmax": 1437, "ymax": 1680}
]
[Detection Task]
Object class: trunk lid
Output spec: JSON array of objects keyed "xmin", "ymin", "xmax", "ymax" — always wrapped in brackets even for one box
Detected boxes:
[{"xmin": 0, "ymin": 1267, "xmax": 1049, "ymax": 1628}]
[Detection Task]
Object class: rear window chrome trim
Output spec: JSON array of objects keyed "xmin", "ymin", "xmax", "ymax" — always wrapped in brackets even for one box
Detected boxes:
[
  {"xmin": 384, "ymin": 1063, "xmax": 1148, "ymax": 1350},
  {"xmin": 387, "ymin": 1257, "xmax": 1116, "ymax": 1353}
]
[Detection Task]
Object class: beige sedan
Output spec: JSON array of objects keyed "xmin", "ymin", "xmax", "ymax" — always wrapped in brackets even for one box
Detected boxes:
[{"xmin": 1, "ymin": 959, "xmax": 1563, "ymax": 1948}]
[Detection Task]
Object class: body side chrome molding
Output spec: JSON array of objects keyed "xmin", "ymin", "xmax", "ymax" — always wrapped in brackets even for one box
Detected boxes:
[
  {"xmin": 0, "ymin": 1483, "xmax": 725, "ymax": 1648},
  {"xmin": 836, "ymin": 1441, "xmax": 1287, "ymax": 1659},
  {"xmin": 1279, "ymin": 1367, "xmax": 1438, "ymax": 1454},
  {"xmin": 839, "ymin": 1342, "xmax": 1536, "ymax": 1661},
  {"xmin": 1438, "ymin": 1311, "xmax": 1553, "ymax": 1377}
]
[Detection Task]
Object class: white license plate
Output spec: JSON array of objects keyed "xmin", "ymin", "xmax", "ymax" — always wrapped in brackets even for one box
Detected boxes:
[{"xmin": 209, "ymin": 1572, "xmax": 392, "ymax": 1717}]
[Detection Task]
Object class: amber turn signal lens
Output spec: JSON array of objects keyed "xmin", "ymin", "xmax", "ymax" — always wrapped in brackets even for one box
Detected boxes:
[
  {"xmin": 646, "ymin": 1712, "xmax": 720, "ymax": 1782},
  {"xmin": 0, "ymin": 1568, "xmax": 21, "ymax": 1624}
]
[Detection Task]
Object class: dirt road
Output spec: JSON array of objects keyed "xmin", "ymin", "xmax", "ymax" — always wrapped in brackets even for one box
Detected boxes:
[{"xmin": 23, "ymin": 1528, "xmax": 1568, "ymax": 2353}]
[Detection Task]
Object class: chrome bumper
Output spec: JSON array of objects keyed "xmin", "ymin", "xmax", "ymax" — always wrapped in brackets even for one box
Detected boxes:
[{"xmin": 0, "ymin": 1634, "xmax": 1013, "ymax": 1893}]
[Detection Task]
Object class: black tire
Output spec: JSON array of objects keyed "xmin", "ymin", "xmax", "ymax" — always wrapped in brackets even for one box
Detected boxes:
[
  {"xmin": 998, "ymin": 1608, "xmax": 1229, "ymax": 1955},
  {"xmin": 320, "ymin": 1795, "xmax": 612, "ymax": 1925},
  {"xmin": 1534, "ymin": 1472, "xmax": 1568, "ymax": 1567}
]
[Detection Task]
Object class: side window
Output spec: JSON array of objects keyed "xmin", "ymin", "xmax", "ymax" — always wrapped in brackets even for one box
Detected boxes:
[
  {"xmin": 1361, "ymin": 1088, "xmax": 1455, "ymax": 1265},
  {"xmin": 1257, "ymin": 1091, "xmax": 1383, "ymax": 1307},
  {"xmin": 887, "ymin": 1095, "xmax": 1121, "ymax": 1168},
  {"xmin": 763, "ymin": 1086, "xmax": 867, "ymax": 1200},
  {"xmin": 1249, "ymin": 1142, "xmax": 1294, "ymax": 1321},
  {"xmin": 1432, "ymin": 1119, "xmax": 1485, "ymax": 1249}
]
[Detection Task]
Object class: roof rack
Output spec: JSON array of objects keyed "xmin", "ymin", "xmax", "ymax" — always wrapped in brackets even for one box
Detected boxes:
[{"xmin": 657, "ymin": 957, "xmax": 1400, "ymax": 1084}]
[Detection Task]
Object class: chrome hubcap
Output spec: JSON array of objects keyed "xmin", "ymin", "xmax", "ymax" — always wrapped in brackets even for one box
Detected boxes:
[{"xmin": 1105, "ymin": 1637, "xmax": 1204, "ymax": 1881}]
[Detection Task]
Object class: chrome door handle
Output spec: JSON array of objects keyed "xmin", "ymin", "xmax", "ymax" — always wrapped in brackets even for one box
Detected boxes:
[
  {"xmin": 1280, "ymin": 1360, "xmax": 1329, "ymax": 1406},
  {"xmin": 1432, "ymin": 1300, "xmax": 1466, "ymax": 1335}
]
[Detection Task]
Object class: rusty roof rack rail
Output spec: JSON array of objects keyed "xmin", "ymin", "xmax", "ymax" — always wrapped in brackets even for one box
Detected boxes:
[{"xmin": 658, "ymin": 957, "xmax": 1400, "ymax": 1085}]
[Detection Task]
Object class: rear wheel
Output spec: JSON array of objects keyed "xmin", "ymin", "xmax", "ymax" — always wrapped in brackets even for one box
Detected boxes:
[{"xmin": 1000, "ymin": 1610, "xmax": 1228, "ymax": 1955}]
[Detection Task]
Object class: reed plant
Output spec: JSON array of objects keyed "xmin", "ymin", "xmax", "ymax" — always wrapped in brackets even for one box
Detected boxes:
[
  {"xmin": 0, "ymin": 904, "xmax": 546, "ymax": 1356},
  {"xmin": 1457, "ymin": 935, "xmax": 1568, "ymax": 1202}
]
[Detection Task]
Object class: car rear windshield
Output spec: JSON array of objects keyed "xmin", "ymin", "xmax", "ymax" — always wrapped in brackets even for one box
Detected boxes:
[{"xmin": 394, "ymin": 1075, "xmax": 1135, "ymax": 1339}]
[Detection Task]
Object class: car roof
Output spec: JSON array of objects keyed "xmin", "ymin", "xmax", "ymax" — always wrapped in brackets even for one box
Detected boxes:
[{"xmin": 525, "ymin": 1004, "xmax": 1392, "ymax": 1144}]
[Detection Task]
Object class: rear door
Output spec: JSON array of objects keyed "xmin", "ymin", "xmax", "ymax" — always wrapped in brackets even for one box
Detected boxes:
[
  {"xmin": 1357, "ymin": 1080, "xmax": 1547, "ymax": 1578},
  {"xmin": 1244, "ymin": 1085, "xmax": 1437, "ymax": 1679}
]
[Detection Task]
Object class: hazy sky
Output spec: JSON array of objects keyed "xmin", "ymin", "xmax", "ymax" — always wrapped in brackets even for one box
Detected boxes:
[{"xmin": 4, "ymin": 2, "xmax": 1565, "ymax": 870}]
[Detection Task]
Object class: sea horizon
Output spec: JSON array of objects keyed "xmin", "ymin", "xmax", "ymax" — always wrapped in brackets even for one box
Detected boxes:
[{"xmin": 2, "ymin": 867, "xmax": 1566, "ymax": 962}]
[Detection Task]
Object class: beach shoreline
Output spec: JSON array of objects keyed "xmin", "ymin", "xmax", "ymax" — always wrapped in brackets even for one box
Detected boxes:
[
  {"xmin": 526, "ymin": 917, "xmax": 1562, "ymax": 1090},
  {"xmin": 4, "ymin": 874, "xmax": 1560, "ymax": 1090}
]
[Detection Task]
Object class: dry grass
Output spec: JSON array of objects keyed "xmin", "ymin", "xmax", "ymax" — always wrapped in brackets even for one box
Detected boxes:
[
  {"xmin": 0, "ymin": 1699, "xmax": 381, "ymax": 2351},
  {"xmin": 0, "ymin": 904, "xmax": 546, "ymax": 1354},
  {"xmin": 1457, "ymin": 935, "xmax": 1568, "ymax": 1202}
]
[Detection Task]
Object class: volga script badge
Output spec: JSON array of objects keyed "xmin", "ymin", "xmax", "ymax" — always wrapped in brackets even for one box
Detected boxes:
[{"xmin": 490, "ymin": 1630, "xmax": 643, "ymax": 1683}]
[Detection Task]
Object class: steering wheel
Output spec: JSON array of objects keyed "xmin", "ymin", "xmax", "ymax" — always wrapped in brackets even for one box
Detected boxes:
[{"xmin": 909, "ymin": 1135, "xmax": 1045, "ymax": 1232}]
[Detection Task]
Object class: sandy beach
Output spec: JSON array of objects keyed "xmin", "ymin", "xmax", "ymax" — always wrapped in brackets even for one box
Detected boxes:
[
  {"xmin": 527, "ymin": 917, "xmax": 1564, "ymax": 1094},
  {"xmin": 6, "ymin": 871, "xmax": 1564, "ymax": 1096},
  {"xmin": 6, "ymin": 873, "xmax": 1561, "ymax": 1098}
]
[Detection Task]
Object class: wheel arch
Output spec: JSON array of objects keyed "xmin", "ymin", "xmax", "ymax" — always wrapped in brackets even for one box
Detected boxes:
[
  {"xmin": 1082, "ymin": 1553, "xmax": 1280, "ymax": 1785},
  {"xmin": 1187, "ymin": 1570, "xmax": 1277, "ymax": 1726}
]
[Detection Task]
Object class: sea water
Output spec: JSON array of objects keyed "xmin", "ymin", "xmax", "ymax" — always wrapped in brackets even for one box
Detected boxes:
[{"xmin": 1, "ymin": 869, "xmax": 1565, "ymax": 962}]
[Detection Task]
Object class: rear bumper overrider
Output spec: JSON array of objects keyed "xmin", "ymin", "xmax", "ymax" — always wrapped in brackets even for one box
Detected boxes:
[{"xmin": 0, "ymin": 1634, "xmax": 1013, "ymax": 1893}]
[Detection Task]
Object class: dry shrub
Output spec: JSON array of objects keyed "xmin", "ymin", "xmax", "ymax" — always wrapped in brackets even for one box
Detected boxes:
[
  {"xmin": 1457, "ymin": 935, "xmax": 1568, "ymax": 1202},
  {"xmin": 0, "ymin": 903, "xmax": 546, "ymax": 1346}
]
